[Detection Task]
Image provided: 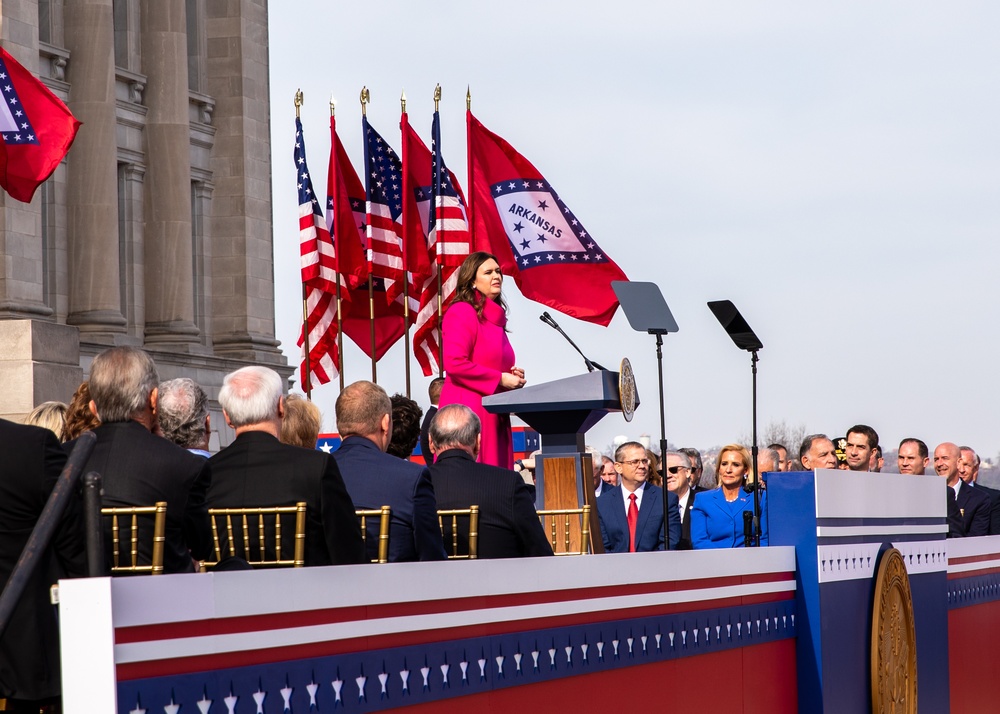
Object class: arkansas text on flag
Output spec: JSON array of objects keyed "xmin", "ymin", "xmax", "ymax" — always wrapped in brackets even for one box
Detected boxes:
[
  {"xmin": 467, "ymin": 112, "xmax": 626, "ymax": 327},
  {"xmin": 0, "ymin": 47, "xmax": 80, "ymax": 203}
]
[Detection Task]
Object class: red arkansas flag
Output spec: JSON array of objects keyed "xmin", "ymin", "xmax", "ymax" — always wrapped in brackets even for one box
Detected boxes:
[
  {"xmin": 467, "ymin": 111, "xmax": 626, "ymax": 326},
  {"xmin": 0, "ymin": 48, "xmax": 80, "ymax": 203}
]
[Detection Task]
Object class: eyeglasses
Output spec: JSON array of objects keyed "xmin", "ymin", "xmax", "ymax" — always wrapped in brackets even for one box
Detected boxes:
[
  {"xmin": 617, "ymin": 458, "xmax": 649, "ymax": 468},
  {"xmin": 667, "ymin": 466, "xmax": 690, "ymax": 474}
]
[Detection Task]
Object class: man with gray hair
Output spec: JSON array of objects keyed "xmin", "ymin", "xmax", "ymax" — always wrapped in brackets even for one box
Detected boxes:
[
  {"xmin": 665, "ymin": 450, "xmax": 696, "ymax": 549},
  {"xmin": 207, "ymin": 366, "xmax": 365, "ymax": 566},
  {"xmin": 960, "ymin": 445, "xmax": 1000, "ymax": 535},
  {"xmin": 428, "ymin": 404, "xmax": 553, "ymax": 559},
  {"xmin": 76, "ymin": 346, "xmax": 211, "ymax": 574},
  {"xmin": 333, "ymin": 381, "xmax": 447, "ymax": 562},
  {"xmin": 799, "ymin": 434, "xmax": 839, "ymax": 471},
  {"xmin": 157, "ymin": 378, "xmax": 211, "ymax": 456},
  {"xmin": 679, "ymin": 447, "xmax": 706, "ymax": 491}
]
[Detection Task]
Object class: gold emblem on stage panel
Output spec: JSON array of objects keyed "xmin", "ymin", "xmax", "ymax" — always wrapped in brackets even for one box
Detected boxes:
[
  {"xmin": 870, "ymin": 547, "xmax": 918, "ymax": 714},
  {"xmin": 619, "ymin": 358, "xmax": 636, "ymax": 422}
]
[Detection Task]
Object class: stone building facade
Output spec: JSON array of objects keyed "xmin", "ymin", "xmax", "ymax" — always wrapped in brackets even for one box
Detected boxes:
[{"xmin": 0, "ymin": 0, "xmax": 290, "ymax": 449}]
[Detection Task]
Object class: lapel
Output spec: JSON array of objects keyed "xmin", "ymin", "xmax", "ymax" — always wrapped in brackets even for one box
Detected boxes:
[{"xmin": 605, "ymin": 486, "xmax": 629, "ymax": 535}]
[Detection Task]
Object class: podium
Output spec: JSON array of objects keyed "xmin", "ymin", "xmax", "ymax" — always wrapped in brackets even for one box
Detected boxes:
[{"xmin": 483, "ymin": 370, "xmax": 635, "ymax": 554}]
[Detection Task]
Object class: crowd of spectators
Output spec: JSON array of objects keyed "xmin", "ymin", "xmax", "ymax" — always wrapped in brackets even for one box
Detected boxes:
[{"xmin": 2, "ymin": 348, "xmax": 996, "ymax": 710}]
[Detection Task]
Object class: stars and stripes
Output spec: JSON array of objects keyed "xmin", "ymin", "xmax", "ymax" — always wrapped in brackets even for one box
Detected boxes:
[
  {"xmin": 362, "ymin": 117, "xmax": 407, "ymax": 305},
  {"xmin": 293, "ymin": 117, "xmax": 340, "ymax": 389}
]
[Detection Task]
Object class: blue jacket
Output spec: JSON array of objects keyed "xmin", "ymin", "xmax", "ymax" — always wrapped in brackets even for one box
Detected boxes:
[
  {"xmin": 690, "ymin": 488, "xmax": 768, "ymax": 549},
  {"xmin": 333, "ymin": 436, "xmax": 447, "ymax": 562},
  {"xmin": 597, "ymin": 482, "xmax": 681, "ymax": 552}
]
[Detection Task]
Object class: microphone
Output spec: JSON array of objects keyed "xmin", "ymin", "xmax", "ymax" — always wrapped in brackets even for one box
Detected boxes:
[
  {"xmin": 538, "ymin": 312, "xmax": 608, "ymax": 372},
  {"xmin": 743, "ymin": 511, "xmax": 754, "ymax": 547}
]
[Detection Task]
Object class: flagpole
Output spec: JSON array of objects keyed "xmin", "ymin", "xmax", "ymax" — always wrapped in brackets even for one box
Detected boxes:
[
  {"xmin": 400, "ymin": 91, "xmax": 412, "ymax": 399},
  {"xmin": 361, "ymin": 87, "xmax": 377, "ymax": 383},
  {"xmin": 465, "ymin": 86, "xmax": 475, "ymax": 252},
  {"xmin": 330, "ymin": 96, "xmax": 345, "ymax": 392},
  {"xmin": 295, "ymin": 89, "xmax": 313, "ymax": 398},
  {"xmin": 434, "ymin": 85, "xmax": 445, "ymax": 378}
]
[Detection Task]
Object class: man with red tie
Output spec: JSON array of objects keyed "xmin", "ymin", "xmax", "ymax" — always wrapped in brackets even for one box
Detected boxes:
[{"xmin": 597, "ymin": 441, "xmax": 680, "ymax": 552}]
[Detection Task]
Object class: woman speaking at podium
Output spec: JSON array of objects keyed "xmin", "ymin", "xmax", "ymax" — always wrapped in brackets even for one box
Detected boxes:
[{"xmin": 440, "ymin": 252, "xmax": 525, "ymax": 469}]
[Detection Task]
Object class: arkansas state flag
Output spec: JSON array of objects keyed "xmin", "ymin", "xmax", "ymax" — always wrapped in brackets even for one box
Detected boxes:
[
  {"xmin": 342, "ymin": 278, "xmax": 406, "ymax": 360},
  {"xmin": 467, "ymin": 111, "xmax": 627, "ymax": 326},
  {"xmin": 0, "ymin": 48, "xmax": 80, "ymax": 203}
]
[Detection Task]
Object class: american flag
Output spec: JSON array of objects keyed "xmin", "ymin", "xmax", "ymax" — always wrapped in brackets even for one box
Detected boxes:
[
  {"xmin": 293, "ymin": 117, "xmax": 339, "ymax": 388},
  {"xmin": 362, "ymin": 117, "xmax": 409, "ymax": 307},
  {"xmin": 411, "ymin": 111, "xmax": 470, "ymax": 375}
]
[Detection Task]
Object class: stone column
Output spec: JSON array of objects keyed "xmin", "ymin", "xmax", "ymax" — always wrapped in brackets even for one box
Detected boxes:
[
  {"xmin": 204, "ymin": 0, "xmax": 284, "ymax": 364},
  {"xmin": 62, "ymin": 0, "xmax": 127, "ymax": 337},
  {"xmin": 140, "ymin": 0, "xmax": 200, "ymax": 345}
]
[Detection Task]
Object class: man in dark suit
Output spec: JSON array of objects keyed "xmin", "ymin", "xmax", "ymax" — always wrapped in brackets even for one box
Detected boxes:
[
  {"xmin": 418, "ymin": 377, "xmax": 444, "ymax": 464},
  {"xmin": 428, "ymin": 404, "xmax": 552, "ymax": 559},
  {"xmin": 598, "ymin": 441, "xmax": 680, "ymax": 552},
  {"xmin": 959, "ymin": 446, "xmax": 1000, "ymax": 535},
  {"xmin": 207, "ymin": 366, "xmax": 365, "ymax": 566},
  {"xmin": 665, "ymin": 450, "xmax": 696, "ymax": 550},
  {"xmin": 0, "ymin": 419, "xmax": 86, "ymax": 710},
  {"xmin": 333, "ymin": 381, "xmax": 447, "ymax": 562},
  {"xmin": 935, "ymin": 442, "xmax": 989, "ymax": 537},
  {"xmin": 78, "ymin": 347, "xmax": 212, "ymax": 573}
]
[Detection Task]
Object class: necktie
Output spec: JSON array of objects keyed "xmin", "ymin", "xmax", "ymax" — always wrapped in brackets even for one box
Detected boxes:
[{"xmin": 627, "ymin": 493, "xmax": 638, "ymax": 552}]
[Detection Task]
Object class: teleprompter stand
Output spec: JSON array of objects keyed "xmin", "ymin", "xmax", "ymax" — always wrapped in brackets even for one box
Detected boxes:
[{"xmin": 612, "ymin": 281, "xmax": 679, "ymax": 550}]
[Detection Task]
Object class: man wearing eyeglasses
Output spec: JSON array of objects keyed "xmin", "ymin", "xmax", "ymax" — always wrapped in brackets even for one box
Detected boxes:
[
  {"xmin": 597, "ymin": 441, "xmax": 681, "ymax": 552},
  {"xmin": 665, "ymin": 451, "xmax": 696, "ymax": 550}
]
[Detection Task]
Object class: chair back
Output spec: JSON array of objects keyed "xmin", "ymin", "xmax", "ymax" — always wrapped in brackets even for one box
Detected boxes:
[
  {"xmin": 537, "ymin": 505, "xmax": 592, "ymax": 555},
  {"xmin": 355, "ymin": 506, "xmax": 391, "ymax": 563},
  {"xmin": 437, "ymin": 506, "xmax": 479, "ymax": 559},
  {"xmin": 100, "ymin": 501, "xmax": 168, "ymax": 575},
  {"xmin": 204, "ymin": 502, "xmax": 307, "ymax": 569}
]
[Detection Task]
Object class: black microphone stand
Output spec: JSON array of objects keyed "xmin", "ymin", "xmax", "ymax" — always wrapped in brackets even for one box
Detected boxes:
[{"xmin": 539, "ymin": 312, "xmax": 607, "ymax": 373}]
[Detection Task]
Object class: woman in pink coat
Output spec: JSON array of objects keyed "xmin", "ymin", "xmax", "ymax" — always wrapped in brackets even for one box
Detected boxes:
[{"xmin": 440, "ymin": 252, "xmax": 526, "ymax": 468}]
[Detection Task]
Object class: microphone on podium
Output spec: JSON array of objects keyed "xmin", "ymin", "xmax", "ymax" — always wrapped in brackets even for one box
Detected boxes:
[{"xmin": 539, "ymin": 312, "xmax": 607, "ymax": 373}]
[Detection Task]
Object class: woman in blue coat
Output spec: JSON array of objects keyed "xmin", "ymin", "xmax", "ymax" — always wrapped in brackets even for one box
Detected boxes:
[{"xmin": 690, "ymin": 444, "xmax": 767, "ymax": 548}]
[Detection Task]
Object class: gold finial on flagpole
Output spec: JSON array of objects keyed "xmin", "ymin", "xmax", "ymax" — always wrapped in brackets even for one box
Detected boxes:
[
  {"xmin": 434, "ymin": 84, "xmax": 442, "ymax": 112},
  {"xmin": 401, "ymin": 90, "xmax": 407, "ymax": 114},
  {"xmin": 360, "ymin": 86, "xmax": 370, "ymax": 115},
  {"xmin": 466, "ymin": 86, "xmax": 471, "ymax": 111},
  {"xmin": 330, "ymin": 94, "xmax": 335, "ymax": 116},
  {"xmin": 294, "ymin": 89, "xmax": 303, "ymax": 118}
]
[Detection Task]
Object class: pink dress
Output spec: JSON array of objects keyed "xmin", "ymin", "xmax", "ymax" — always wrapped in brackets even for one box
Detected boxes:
[{"xmin": 440, "ymin": 299, "xmax": 516, "ymax": 469}]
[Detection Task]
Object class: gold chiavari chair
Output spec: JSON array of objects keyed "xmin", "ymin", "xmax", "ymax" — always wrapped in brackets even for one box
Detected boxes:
[
  {"xmin": 202, "ymin": 502, "xmax": 307, "ymax": 570},
  {"xmin": 101, "ymin": 501, "xmax": 168, "ymax": 575},
  {"xmin": 537, "ymin": 505, "xmax": 592, "ymax": 555},
  {"xmin": 356, "ymin": 506, "xmax": 392, "ymax": 563},
  {"xmin": 437, "ymin": 506, "xmax": 479, "ymax": 559}
]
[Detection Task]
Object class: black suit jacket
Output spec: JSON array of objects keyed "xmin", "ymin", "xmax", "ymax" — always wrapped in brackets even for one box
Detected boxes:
[
  {"xmin": 429, "ymin": 448, "xmax": 553, "ymax": 559},
  {"xmin": 955, "ymin": 481, "xmax": 991, "ymax": 537},
  {"xmin": 677, "ymin": 488, "xmax": 697, "ymax": 550},
  {"xmin": 972, "ymin": 483, "xmax": 1000, "ymax": 535},
  {"xmin": 0, "ymin": 420, "xmax": 86, "ymax": 700},
  {"xmin": 76, "ymin": 420, "xmax": 212, "ymax": 574},
  {"xmin": 334, "ymin": 436, "xmax": 447, "ymax": 562},
  {"xmin": 419, "ymin": 406, "xmax": 437, "ymax": 464},
  {"xmin": 207, "ymin": 431, "xmax": 365, "ymax": 566}
]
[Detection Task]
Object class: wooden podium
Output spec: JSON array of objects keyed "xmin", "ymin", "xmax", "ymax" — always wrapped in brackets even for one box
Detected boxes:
[{"xmin": 483, "ymin": 370, "xmax": 636, "ymax": 554}]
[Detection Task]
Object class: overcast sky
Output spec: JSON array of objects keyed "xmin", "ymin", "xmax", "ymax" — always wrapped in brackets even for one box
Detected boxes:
[{"xmin": 267, "ymin": 2, "xmax": 1000, "ymax": 459}]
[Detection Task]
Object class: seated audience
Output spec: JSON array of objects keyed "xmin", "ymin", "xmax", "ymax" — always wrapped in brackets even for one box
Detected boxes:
[
  {"xmin": 62, "ymin": 381, "xmax": 100, "ymax": 442},
  {"xmin": 960, "ymin": 446, "xmax": 1000, "ymax": 535},
  {"xmin": 690, "ymin": 444, "xmax": 768, "ymax": 548},
  {"xmin": 428, "ymin": 404, "xmax": 553, "ymax": 558},
  {"xmin": 280, "ymin": 393, "xmax": 322, "ymax": 450},
  {"xmin": 767, "ymin": 442, "xmax": 790, "ymax": 472},
  {"xmin": 157, "ymin": 378, "xmax": 211, "ymax": 457},
  {"xmin": 75, "ymin": 347, "xmax": 212, "ymax": 574},
  {"xmin": 588, "ymin": 445, "xmax": 613, "ymax": 497},
  {"xmin": 799, "ymin": 434, "xmax": 838, "ymax": 471},
  {"xmin": 597, "ymin": 441, "xmax": 680, "ymax": 552},
  {"xmin": 419, "ymin": 377, "xmax": 445, "ymax": 464},
  {"xmin": 936, "ymin": 441, "xmax": 989, "ymax": 537},
  {"xmin": 600, "ymin": 455, "xmax": 618, "ymax": 488},
  {"xmin": 680, "ymin": 447, "xmax": 707, "ymax": 490},
  {"xmin": 388, "ymin": 394, "xmax": 423, "ymax": 459},
  {"xmin": 23, "ymin": 401, "xmax": 67, "ymax": 441},
  {"xmin": 0, "ymin": 419, "xmax": 86, "ymax": 712},
  {"xmin": 333, "ymin": 381, "xmax": 447, "ymax": 562},
  {"xmin": 207, "ymin": 367, "xmax": 364, "ymax": 566}
]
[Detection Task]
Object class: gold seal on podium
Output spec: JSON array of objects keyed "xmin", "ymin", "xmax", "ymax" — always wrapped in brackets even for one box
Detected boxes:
[
  {"xmin": 619, "ymin": 358, "xmax": 636, "ymax": 422},
  {"xmin": 870, "ymin": 547, "xmax": 918, "ymax": 714}
]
